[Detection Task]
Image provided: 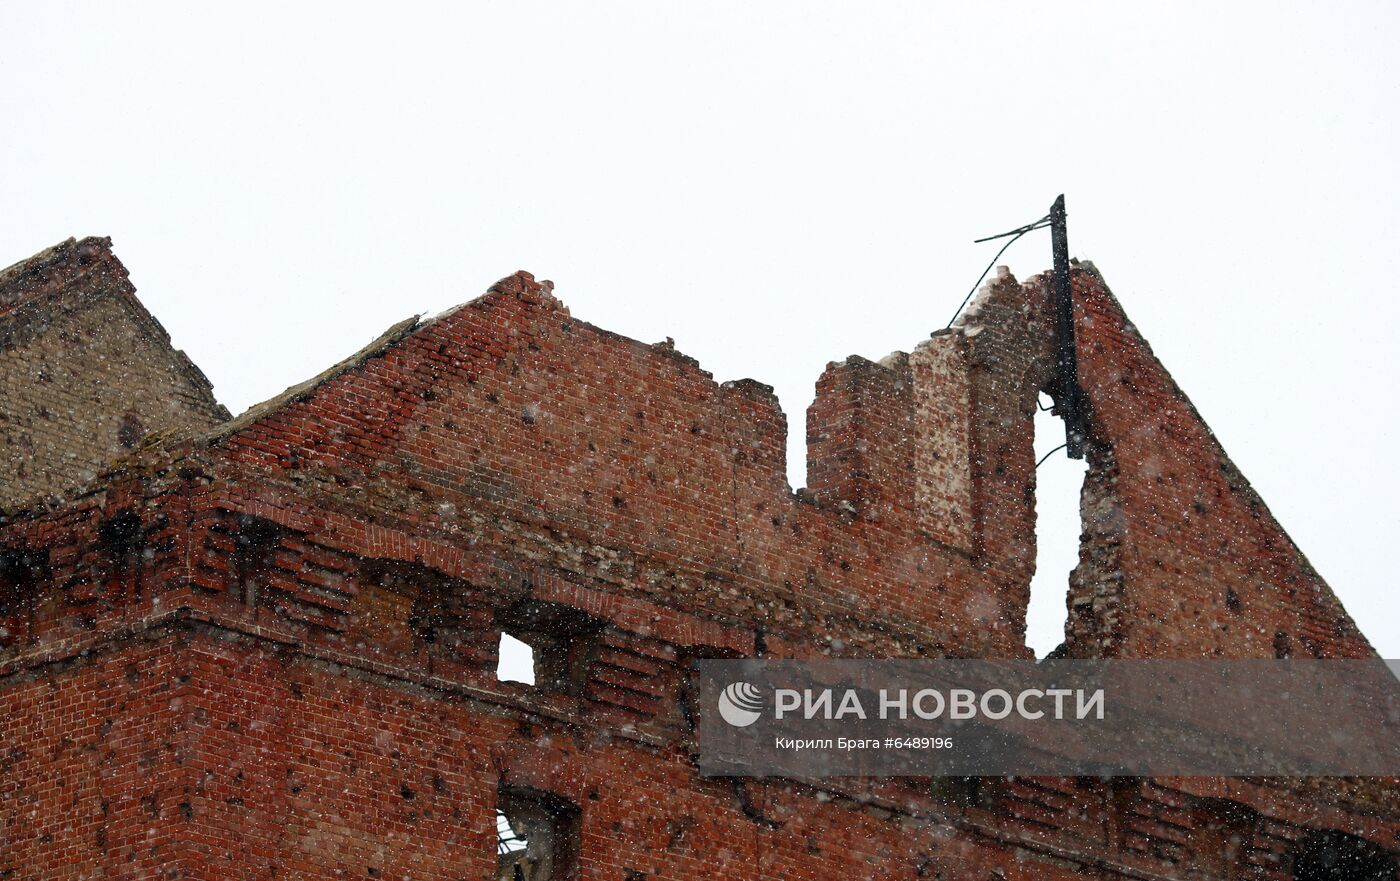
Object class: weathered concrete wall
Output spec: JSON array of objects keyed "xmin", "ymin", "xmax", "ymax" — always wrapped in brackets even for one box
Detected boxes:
[{"xmin": 0, "ymin": 238, "xmax": 227, "ymax": 508}]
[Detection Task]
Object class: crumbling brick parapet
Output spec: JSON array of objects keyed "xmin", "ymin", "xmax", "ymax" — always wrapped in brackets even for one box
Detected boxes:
[{"xmin": 0, "ymin": 241, "xmax": 1392, "ymax": 879}]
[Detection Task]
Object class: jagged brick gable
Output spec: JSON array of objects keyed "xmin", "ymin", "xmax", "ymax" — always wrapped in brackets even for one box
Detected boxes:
[
  {"xmin": 182, "ymin": 264, "xmax": 1373, "ymax": 661},
  {"xmin": 1063, "ymin": 265, "xmax": 1373, "ymax": 658},
  {"xmin": 0, "ymin": 250, "xmax": 1391, "ymax": 879},
  {"xmin": 0, "ymin": 237, "xmax": 228, "ymax": 507},
  {"xmin": 204, "ymin": 269, "xmax": 1027, "ymax": 658}
]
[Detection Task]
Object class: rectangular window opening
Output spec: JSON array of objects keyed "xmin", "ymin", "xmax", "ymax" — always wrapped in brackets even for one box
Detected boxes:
[
  {"xmin": 497, "ymin": 632, "xmax": 537, "ymax": 685},
  {"xmin": 496, "ymin": 787, "xmax": 580, "ymax": 881},
  {"xmin": 494, "ymin": 600, "xmax": 601, "ymax": 695}
]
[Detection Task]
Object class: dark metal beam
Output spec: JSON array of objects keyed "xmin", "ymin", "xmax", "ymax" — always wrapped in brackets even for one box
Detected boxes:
[{"xmin": 1050, "ymin": 195, "xmax": 1087, "ymax": 459}]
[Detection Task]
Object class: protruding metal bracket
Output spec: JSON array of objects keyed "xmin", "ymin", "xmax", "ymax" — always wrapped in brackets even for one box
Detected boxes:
[{"xmin": 1050, "ymin": 194, "xmax": 1087, "ymax": 459}]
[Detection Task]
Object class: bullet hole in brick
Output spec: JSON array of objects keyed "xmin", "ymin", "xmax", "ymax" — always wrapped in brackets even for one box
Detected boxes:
[
  {"xmin": 496, "ymin": 787, "xmax": 580, "ymax": 881},
  {"xmin": 521, "ymin": 405, "xmax": 539, "ymax": 425},
  {"xmin": 1225, "ymin": 587, "xmax": 1241, "ymax": 612},
  {"xmin": 400, "ymin": 783, "xmax": 415, "ymax": 800},
  {"xmin": 612, "ymin": 496, "xmax": 626, "ymax": 508},
  {"xmin": 665, "ymin": 816, "xmax": 695, "ymax": 850}
]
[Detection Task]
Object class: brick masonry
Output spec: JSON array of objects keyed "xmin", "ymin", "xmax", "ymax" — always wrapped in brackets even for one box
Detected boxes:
[
  {"xmin": 0, "ymin": 240, "xmax": 1394, "ymax": 879},
  {"xmin": 0, "ymin": 238, "xmax": 228, "ymax": 507}
]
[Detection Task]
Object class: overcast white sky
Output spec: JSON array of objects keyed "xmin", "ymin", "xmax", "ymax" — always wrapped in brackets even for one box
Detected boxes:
[{"xmin": 3, "ymin": 2, "xmax": 1396, "ymax": 658}]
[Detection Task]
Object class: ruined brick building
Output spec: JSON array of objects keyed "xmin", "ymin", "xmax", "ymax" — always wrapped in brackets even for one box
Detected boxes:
[{"xmin": 0, "ymin": 237, "xmax": 1395, "ymax": 879}]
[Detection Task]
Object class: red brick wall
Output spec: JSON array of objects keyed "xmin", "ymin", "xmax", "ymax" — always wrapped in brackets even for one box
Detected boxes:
[
  {"xmin": 1065, "ymin": 266, "xmax": 1373, "ymax": 659},
  {"xmin": 0, "ymin": 635, "xmax": 191, "ymax": 880},
  {"xmin": 211, "ymin": 271, "xmax": 1031, "ymax": 657},
  {"xmin": 0, "ymin": 259, "xmax": 1392, "ymax": 879}
]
